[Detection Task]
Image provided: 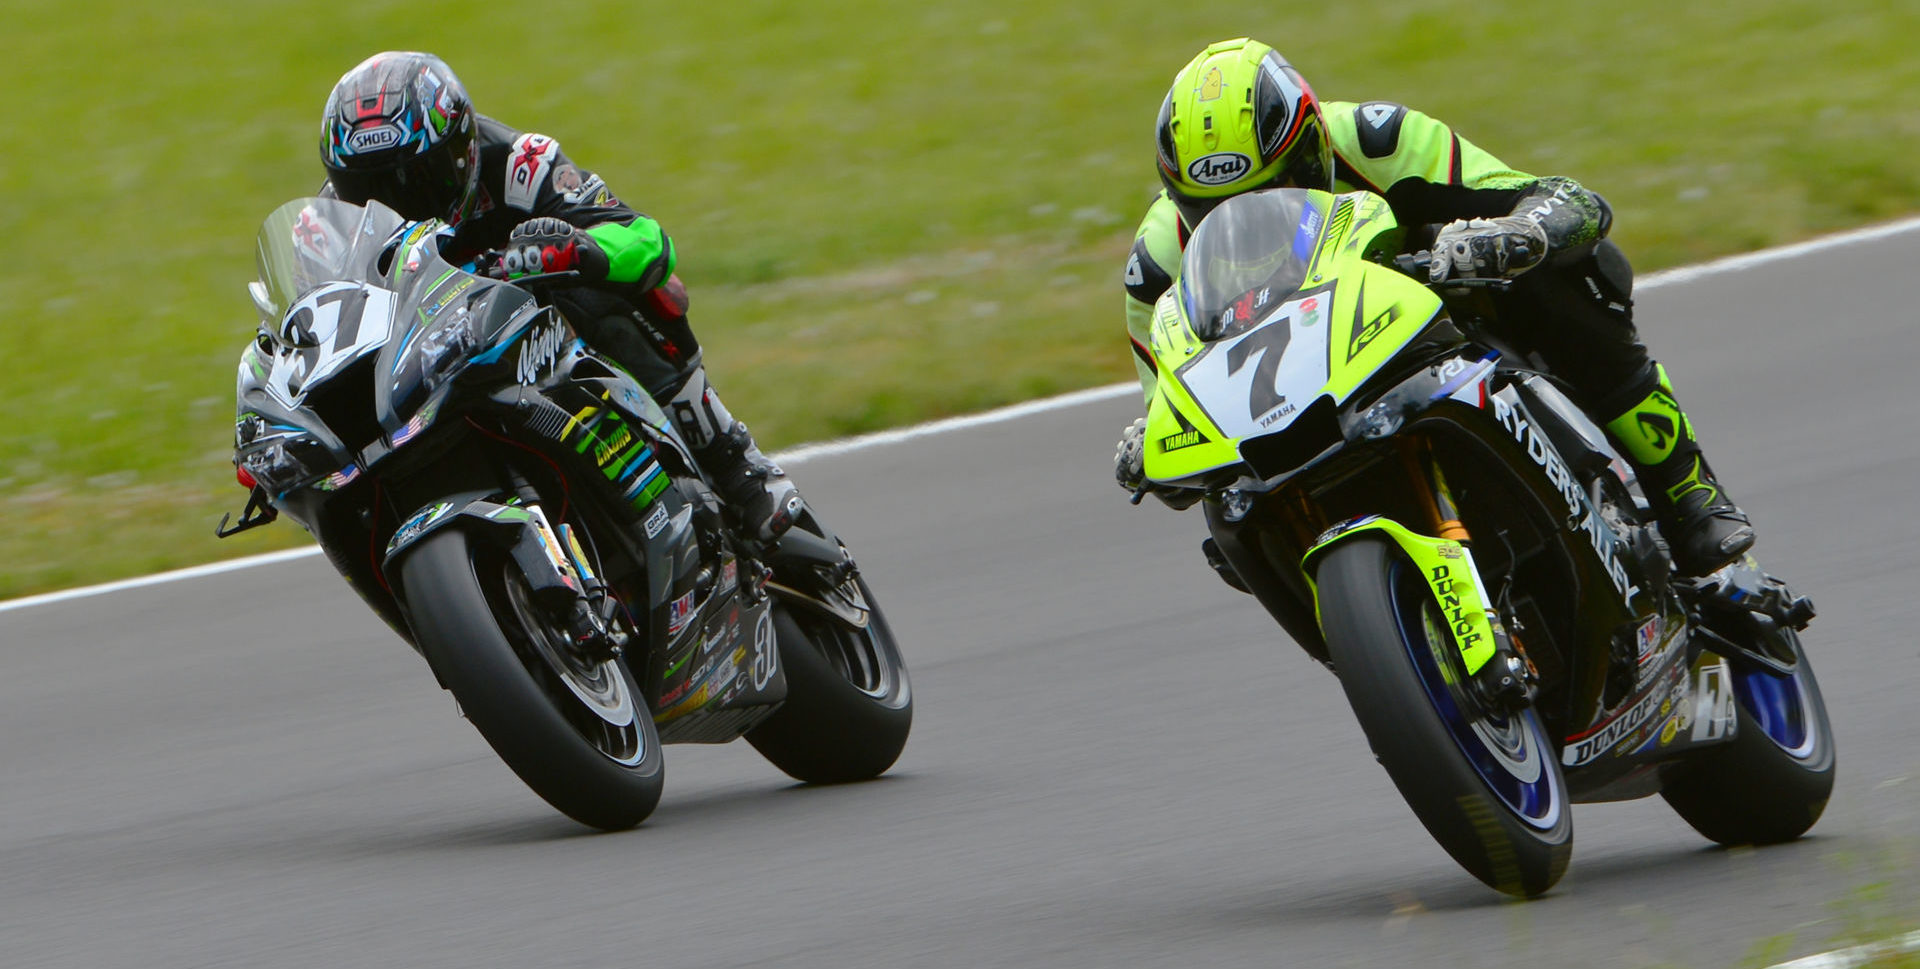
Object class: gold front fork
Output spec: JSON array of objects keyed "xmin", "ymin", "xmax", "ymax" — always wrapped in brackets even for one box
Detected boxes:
[
  {"xmin": 1402, "ymin": 438, "xmax": 1542, "ymax": 691},
  {"xmin": 1400, "ymin": 438, "xmax": 1469, "ymax": 542}
]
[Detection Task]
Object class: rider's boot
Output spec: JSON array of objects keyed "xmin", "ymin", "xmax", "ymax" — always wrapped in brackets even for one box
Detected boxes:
[
  {"xmin": 666, "ymin": 366, "xmax": 804, "ymax": 547},
  {"xmin": 1600, "ymin": 365, "xmax": 1755, "ymax": 576}
]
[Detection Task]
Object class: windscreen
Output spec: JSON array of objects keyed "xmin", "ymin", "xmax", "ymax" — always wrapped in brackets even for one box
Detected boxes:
[
  {"xmin": 254, "ymin": 197, "xmax": 408, "ymax": 322},
  {"xmin": 1179, "ymin": 189, "xmax": 1322, "ymax": 340}
]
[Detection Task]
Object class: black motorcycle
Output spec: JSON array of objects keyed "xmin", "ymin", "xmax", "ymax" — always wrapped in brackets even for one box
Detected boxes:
[{"xmin": 220, "ymin": 198, "xmax": 911, "ymax": 829}]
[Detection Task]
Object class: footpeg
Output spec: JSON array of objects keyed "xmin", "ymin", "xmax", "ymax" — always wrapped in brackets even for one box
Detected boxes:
[
  {"xmin": 1680, "ymin": 555, "xmax": 1813, "ymax": 673},
  {"xmin": 1685, "ymin": 556, "xmax": 1816, "ymax": 632}
]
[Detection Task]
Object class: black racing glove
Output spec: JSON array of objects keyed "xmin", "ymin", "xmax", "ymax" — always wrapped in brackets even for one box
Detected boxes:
[{"xmin": 498, "ymin": 217, "xmax": 612, "ymax": 281}]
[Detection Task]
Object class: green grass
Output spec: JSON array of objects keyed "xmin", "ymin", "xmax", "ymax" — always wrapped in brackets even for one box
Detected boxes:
[
  {"xmin": 1731, "ymin": 845, "xmax": 1920, "ymax": 968},
  {"xmin": 3, "ymin": 0, "xmax": 1919, "ymax": 596}
]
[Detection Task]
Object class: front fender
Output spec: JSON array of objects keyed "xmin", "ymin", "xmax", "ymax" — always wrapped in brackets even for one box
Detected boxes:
[
  {"xmin": 382, "ymin": 492, "xmax": 539, "ymax": 586},
  {"xmin": 1301, "ymin": 515, "xmax": 1498, "ymax": 675}
]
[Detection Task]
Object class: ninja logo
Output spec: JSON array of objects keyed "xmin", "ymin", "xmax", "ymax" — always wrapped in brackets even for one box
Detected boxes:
[
  {"xmin": 515, "ymin": 322, "xmax": 567, "ymax": 385},
  {"xmin": 1187, "ymin": 152, "xmax": 1251, "ymax": 186}
]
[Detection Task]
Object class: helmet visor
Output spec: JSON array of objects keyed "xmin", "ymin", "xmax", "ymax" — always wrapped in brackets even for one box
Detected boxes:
[{"xmin": 328, "ymin": 126, "xmax": 474, "ymax": 223}]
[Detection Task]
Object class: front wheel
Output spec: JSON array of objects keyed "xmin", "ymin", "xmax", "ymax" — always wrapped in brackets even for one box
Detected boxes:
[
  {"xmin": 747, "ymin": 578, "xmax": 912, "ymax": 783},
  {"xmin": 1660, "ymin": 628, "xmax": 1834, "ymax": 844},
  {"xmin": 400, "ymin": 527, "xmax": 664, "ymax": 830},
  {"xmin": 1318, "ymin": 537, "xmax": 1572, "ymax": 897}
]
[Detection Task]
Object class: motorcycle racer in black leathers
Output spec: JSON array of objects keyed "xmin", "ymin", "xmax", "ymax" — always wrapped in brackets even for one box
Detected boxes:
[{"xmin": 319, "ymin": 50, "xmax": 801, "ymax": 546}]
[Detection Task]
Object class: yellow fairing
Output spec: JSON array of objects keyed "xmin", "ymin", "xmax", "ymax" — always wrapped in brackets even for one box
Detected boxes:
[
  {"xmin": 1319, "ymin": 260, "xmax": 1441, "ymax": 403},
  {"xmin": 1141, "ymin": 189, "xmax": 1439, "ymax": 487},
  {"xmin": 1298, "ymin": 191, "xmax": 1441, "ymax": 402},
  {"xmin": 1143, "ymin": 292, "xmax": 1239, "ymax": 479}
]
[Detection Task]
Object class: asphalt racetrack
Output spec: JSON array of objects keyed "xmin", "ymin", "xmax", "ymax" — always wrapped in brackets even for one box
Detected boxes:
[{"xmin": 5, "ymin": 225, "xmax": 1919, "ymax": 968}]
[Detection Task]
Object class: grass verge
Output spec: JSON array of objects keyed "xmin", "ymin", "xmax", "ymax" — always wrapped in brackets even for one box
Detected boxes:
[{"xmin": 3, "ymin": 0, "xmax": 1918, "ymax": 597}]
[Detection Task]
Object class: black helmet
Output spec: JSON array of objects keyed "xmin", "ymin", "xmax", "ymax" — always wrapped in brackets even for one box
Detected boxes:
[{"xmin": 320, "ymin": 52, "xmax": 480, "ymax": 224}]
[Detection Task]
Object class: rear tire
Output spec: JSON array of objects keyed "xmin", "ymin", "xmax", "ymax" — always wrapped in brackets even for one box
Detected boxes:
[
  {"xmin": 400, "ymin": 527, "xmax": 664, "ymax": 830},
  {"xmin": 1318, "ymin": 537, "xmax": 1572, "ymax": 897},
  {"xmin": 1660, "ymin": 629, "xmax": 1834, "ymax": 844},
  {"xmin": 747, "ymin": 579, "xmax": 912, "ymax": 783}
]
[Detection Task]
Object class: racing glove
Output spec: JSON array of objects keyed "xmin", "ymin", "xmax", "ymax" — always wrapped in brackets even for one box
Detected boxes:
[
  {"xmin": 498, "ymin": 217, "xmax": 612, "ymax": 281},
  {"xmin": 1115, "ymin": 418, "xmax": 1202, "ymax": 510},
  {"xmin": 1429, "ymin": 215, "xmax": 1549, "ymax": 283},
  {"xmin": 1115, "ymin": 418, "xmax": 1148, "ymax": 491}
]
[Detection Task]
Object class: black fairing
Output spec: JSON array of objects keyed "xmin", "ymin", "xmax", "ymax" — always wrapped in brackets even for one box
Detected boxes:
[{"xmin": 231, "ymin": 198, "xmax": 856, "ymax": 743}]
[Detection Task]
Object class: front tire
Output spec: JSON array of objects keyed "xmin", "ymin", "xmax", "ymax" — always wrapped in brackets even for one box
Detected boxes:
[
  {"xmin": 400, "ymin": 527, "xmax": 664, "ymax": 830},
  {"xmin": 1318, "ymin": 537, "xmax": 1572, "ymax": 897},
  {"xmin": 747, "ymin": 578, "xmax": 912, "ymax": 783},
  {"xmin": 1660, "ymin": 628, "xmax": 1834, "ymax": 844}
]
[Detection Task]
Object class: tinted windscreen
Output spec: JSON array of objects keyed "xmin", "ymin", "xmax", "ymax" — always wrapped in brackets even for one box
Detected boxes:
[{"xmin": 1179, "ymin": 189, "xmax": 1322, "ymax": 340}]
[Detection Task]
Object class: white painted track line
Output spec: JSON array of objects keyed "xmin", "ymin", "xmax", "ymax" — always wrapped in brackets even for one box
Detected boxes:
[
  {"xmin": 5, "ymin": 214, "xmax": 1918, "ymax": 616},
  {"xmin": 1767, "ymin": 930, "xmax": 1920, "ymax": 968}
]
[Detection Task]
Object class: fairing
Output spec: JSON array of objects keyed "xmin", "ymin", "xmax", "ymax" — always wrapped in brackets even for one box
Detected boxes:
[
  {"xmin": 1142, "ymin": 188, "xmax": 1432, "ymax": 486},
  {"xmin": 1135, "ymin": 187, "xmax": 1751, "ymax": 795},
  {"xmin": 235, "ymin": 196, "xmax": 819, "ymax": 739},
  {"xmin": 237, "ymin": 198, "xmax": 544, "ymax": 496}
]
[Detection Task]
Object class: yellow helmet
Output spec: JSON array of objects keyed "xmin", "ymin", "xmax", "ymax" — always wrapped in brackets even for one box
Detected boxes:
[{"xmin": 1155, "ymin": 39, "xmax": 1332, "ymax": 229}]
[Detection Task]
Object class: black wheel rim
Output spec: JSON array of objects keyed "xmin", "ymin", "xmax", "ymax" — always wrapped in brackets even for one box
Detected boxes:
[
  {"xmin": 491, "ymin": 560, "xmax": 648, "ymax": 767},
  {"xmin": 791, "ymin": 578, "xmax": 894, "ymax": 699}
]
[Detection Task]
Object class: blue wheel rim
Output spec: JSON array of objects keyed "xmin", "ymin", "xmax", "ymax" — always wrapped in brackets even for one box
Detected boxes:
[
  {"xmin": 1391, "ymin": 560, "xmax": 1563, "ymax": 831},
  {"xmin": 1731, "ymin": 656, "xmax": 1817, "ymax": 759}
]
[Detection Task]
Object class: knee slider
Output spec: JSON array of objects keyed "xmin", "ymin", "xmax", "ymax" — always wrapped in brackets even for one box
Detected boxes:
[{"xmin": 1585, "ymin": 239, "xmax": 1634, "ymax": 311}]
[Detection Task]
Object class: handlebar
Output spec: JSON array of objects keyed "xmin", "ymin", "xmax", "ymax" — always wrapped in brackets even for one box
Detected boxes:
[
  {"xmin": 1392, "ymin": 251, "xmax": 1513, "ymax": 293},
  {"xmin": 499, "ymin": 270, "xmax": 585, "ymax": 288},
  {"xmin": 471, "ymin": 250, "xmax": 585, "ymax": 289}
]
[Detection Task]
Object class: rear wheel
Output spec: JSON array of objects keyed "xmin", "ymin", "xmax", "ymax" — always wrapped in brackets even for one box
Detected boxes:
[
  {"xmin": 1660, "ymin": 628, "xmax": 1834, "ymax": 844},
  {"xmin": 1318, "ymin": 537, "xmax": 1571, "ymax": 897},
  {"xmin": 747, "ymin": 578, "xmax": 912, "ymax": 783},
  {"xmin": 400, "ymin": 527, "xmax": 663, "ymax": 830}
]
